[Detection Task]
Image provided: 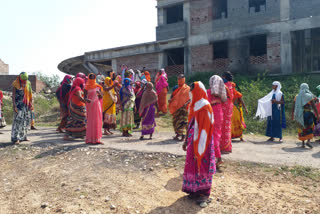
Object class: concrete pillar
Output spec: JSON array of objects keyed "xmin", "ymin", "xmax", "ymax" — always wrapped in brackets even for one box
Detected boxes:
[
  {"xmin": 158, "ymin": 52, "xmax": 166, "ymax": 69},
  {"xmin": 183, "ymin": 1, "xmax": 191, "ymax": 75},
  {"xmin": 280, "ymin": 0, "xmax": 290, "ymax": 21},
  {"xmin": 112, "ymin": 59, "xmax": 117, "ymax": 73},
  {"xmin": 158, "ymin": 8, "xmax": 166, "ymax": 25},
  {"xmin": 228, "ymin": 38, "xmax": 249, "ymax": 73},
  {"xmin": 280, "ymin": 31, "xmax": 292, "ymax": 74}
]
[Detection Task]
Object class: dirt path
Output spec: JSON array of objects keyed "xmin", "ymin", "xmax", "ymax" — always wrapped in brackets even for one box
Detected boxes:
[{"xmin": 0, "ymin": 126, "xmax": 320, "ymax": 168}]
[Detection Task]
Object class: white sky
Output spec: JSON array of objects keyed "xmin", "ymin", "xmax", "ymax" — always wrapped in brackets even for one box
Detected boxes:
[{"xmin": 0, "ymin": 0, "xmax": 157, "ymax": 79}]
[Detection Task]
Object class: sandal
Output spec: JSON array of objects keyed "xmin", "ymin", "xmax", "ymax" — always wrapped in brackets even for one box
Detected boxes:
[{"xmin": 306, "ymin": 142, "xmax": 313, "ymax": 148}]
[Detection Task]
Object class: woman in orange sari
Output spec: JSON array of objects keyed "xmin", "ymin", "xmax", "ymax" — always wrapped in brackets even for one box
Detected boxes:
[
  {"xmin": 155, "ymin": 69, "xmax": 168, "ymax": 115},
  {"xmin": 168, "ymin": 74, "xmax": 190, "ymax": 141},
  {"xmin": 182, "ymin": 81, "xmax": 216, "ymax": 207}
]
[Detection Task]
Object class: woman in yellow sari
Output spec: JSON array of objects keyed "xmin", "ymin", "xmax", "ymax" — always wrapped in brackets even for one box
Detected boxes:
[
  {"xmin": 231, "ymin": 84, "xmax": 248, "ymax": 141},
  {"xmin": 103, "ymin": 74, "xmax": 118, "ymax": 135}
]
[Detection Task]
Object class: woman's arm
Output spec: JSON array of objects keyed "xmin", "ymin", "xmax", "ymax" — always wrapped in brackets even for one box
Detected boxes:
[
  {"xmin": 76, "ymin": 91, "xmax": 86, "ymax": 103},
  {"xmin": 239, "ymin": 97, "xmax": 248, "ymax": 114}
]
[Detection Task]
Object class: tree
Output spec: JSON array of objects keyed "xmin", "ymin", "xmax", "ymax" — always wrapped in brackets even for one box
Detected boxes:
[{"xmin": 33, "ymin": 72, "xmax": 60, "ymax": 88}]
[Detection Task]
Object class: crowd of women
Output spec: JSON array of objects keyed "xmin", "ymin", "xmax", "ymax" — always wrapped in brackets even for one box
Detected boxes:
[{"xmin": 1, "ymin": 69, "xmax": 320, "ymax": 208}]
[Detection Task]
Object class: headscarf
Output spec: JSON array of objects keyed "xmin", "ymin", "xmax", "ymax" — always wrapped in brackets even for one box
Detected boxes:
[
  {"xmin": 142, "ymin": 71, "xmax": 151, "ymax": 82},
  {"xmin": 255, "ymin": 81, "xmax": 283, "ymax": 119},
  {"xmin": 12, "ymin": 72, "xmax": 33, "ymax": 108},
  {"xmin": 128, "ymin": 69, "xmax": 135, "ymax": 82},
  {"xmin": 139, "ymin": 82, "xmax": 158, "ymax": 116},
  {"xmin": 155, "ymin": 72, "xmax": 168, "ymax": 94},
  {"xmin": 209, "ymin": 75, "xmax": 227, "ymax": 102},
  {"xmin": 120, "ymin": 78, "xmax": 134, "ymax": 107},
  {"xmin": 294, "ymin": 83, "xmax": 315, "ymax": 127},
  {"xmin": 58, "ymin": 75, "xmax": 72, "ymax": 100},
  {"xmin": 76, "ymin": 72, "xmax": 86, "ymax": 80},
  {"xmin": 169, "ymin": 77, "xmax": 190, "ymax": 114},
  {"xmin": 160, "ymin": 68, "xmax": 168, "ymax": 80},
  {"xmin": 188, "ymin": 81, "xmax": 214, "ymax": 172},
  {"xmin": 316, "ymin": 85, "xmax": 320, "ymax": 98},
  {"xmin": 103, "ymin": 77, "xmax": 117, "ymax": 112},
  {"xmin": 68, "ymin": 77, "xmax": 85, "ymax": 106},
  {"xmin": 134, "ymin": 81, "xmax": 141, "ymax": 94},
  {"xmin": 85, "ymin": 73, "xmax": 103, "ymax": 91}
]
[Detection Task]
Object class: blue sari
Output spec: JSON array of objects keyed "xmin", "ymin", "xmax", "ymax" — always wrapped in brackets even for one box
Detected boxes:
[{"xmin": 266, "ymin": 94, "xmax": 286, "ymax": 138}]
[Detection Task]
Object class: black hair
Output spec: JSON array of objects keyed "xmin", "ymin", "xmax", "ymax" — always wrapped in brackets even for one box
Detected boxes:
[
  {"xmin": 223, "ymin": 71, "xmax": 233, "ymax": 81},
  {"xmin": 190, "ymin": 83, "xmax": 195, "ymax": 91}
]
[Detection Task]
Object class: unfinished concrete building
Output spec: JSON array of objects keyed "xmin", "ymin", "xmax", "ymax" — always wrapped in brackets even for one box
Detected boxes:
[{"xmin": 58, "ymin": 0, "xmax": 320, "ymax": 77}]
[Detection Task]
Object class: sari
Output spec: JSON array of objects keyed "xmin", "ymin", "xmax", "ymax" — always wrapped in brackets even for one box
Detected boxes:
[
  {"xmin": 231, "ymin": 89, "xmax": 246, "ymax": 139},
  {"xmin": 156, "ymin": 74, "xmax": 168, "ymax": 113},
  {"xmin": 169, "ymin": 78, "xmax": 190, "ymax": 136},
  {"xmin": 103, "ymin": 77, "xmax": 117, "ymax": 129},
  {"xmin": 139, "ymin": 83, "xmax": 157, "ymax": 135},
  {"xmin": 120, "ymin": 78, "xmax": 136, "ymax": 133},
  {"xmin": 65, "ymin": 78, "xmax": 86, "ymax": 138},
  {"xmin": 85, "ymin": 75, "xmax": 103, "ymax": 144},
  {"xmin": 294, "ymin": 84, "xmax": 316, "ymax": 141},
  {"xmin": 220, "ymin": 81, "xmax": 234, "ymax": 152},
  {"xmin": 134, "ymin": 82, "xmax": 144, "ymax": 127},
  {"xmin": 11, "ymin": 72, "xmax": 32, "ymax": 143},
  {"xmin": 182, "ymin": 81, "xmax": 215, "ymax": 197}
]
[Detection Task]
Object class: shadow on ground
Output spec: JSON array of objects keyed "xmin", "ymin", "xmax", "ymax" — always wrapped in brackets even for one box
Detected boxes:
[
  {"xmin": 147, "ymin": 196, "xmax": 202, "ymax": 214},
  {"xmin": 147, "ymin": 139, "xmax": 180, "ymax": 146},
  {"xmin": 165, "ymin": 175, "xmax": 183, "ymax": 192}
]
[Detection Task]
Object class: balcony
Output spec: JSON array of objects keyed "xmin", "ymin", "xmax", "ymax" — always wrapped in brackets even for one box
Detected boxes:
[{"xmin": 156, "ymin": 21, "xmax": 187, "ymax": 41}]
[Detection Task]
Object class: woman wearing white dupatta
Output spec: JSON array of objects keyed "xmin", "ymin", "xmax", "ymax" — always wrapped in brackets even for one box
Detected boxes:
[{"xmin": 256, "ymin": 81, "xmax": 286, "ymax": 142}]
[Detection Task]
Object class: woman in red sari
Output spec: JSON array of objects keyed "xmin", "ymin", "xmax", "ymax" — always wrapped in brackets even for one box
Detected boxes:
[
  {"xmin": 155, "ymin": 69, "xmax": 168, "ymax": 115},
  {"xmin": 220, "ymin": 71, "xmax": 235, "ymax": 153},
  {"xmin": 182, "ymin": 81, "xmax": 216, "ymax": 208}
]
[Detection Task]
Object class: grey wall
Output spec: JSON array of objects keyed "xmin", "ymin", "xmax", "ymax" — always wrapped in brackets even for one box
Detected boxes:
[{"xmin": 290, "ymin": 0, "xmax": 320, "ymax": 20}]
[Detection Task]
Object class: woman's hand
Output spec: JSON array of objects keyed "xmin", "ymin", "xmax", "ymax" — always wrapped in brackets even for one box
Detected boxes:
[
  {"xmin": 182, "ymin": 141, "xmax": 187, "ymax": 151},
  {"xmin": 86, "ymin": 98, "xmax": 91, "ymax": 103},
  {"xmin": 14, "ymin": 106, "xmax": 18, "ymax": 113}
]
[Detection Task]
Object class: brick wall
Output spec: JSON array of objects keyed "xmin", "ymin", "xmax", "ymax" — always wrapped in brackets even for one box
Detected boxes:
[
  {"xmin": 0, "ymin": 75, "xmax": 46, "ymax": 93},
  {"xmin": 116, "ymin": 53, "xmax": 160, "ymax": 78},
  {"xmin": 190, "ymin": 0, "xmax": 213, "ymax": 35},
  {"xmin": 0, "ymin": 59, "xmax": 9, "ymax": 75}
]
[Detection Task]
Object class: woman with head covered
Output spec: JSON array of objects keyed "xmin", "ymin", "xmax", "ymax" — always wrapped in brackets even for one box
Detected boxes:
[
  {"xmin": 182, "ymin": 81, "xmax": 216, "ymax": 208},
  {"xmin": 256, "ymin": 81, "xmax": 286, "ymax": 142},
  {"xmin": 11, "ymin": 72, "xmax": 33, "ymax": 144}
]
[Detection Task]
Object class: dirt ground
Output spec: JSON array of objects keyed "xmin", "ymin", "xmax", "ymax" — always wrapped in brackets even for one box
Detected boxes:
[{"xmin": 0, "ymin": 141, "xmax": 319, "ymax": 214}]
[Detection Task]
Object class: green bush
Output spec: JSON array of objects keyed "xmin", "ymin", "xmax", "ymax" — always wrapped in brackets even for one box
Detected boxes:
[{"xmin": 168, "ymin": 71, "xmax": 320, "ymax": 135}]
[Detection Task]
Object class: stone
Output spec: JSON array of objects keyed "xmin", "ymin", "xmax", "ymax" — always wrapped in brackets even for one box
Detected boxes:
[
  {"xmin": 110, "ymin": 204, "xmax": 116, "ymax": 210},
  {"xmin": 41, "ymin": 202, "xmax": 49, "ymax": 208},
  {"xmin": 149, "ymin": 167, "xmax": 154, "ymax": 171},
  {"xmin": 80, "ymin": 195, "xmax": 85, "ymax": 199},
  {"xmin": 105, "ymin": 196, "xmax": 110, "ymax": 202}
]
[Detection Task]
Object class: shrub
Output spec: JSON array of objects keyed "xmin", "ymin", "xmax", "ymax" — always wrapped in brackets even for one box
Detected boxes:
[{"xmin": 168, "ymin": 71, "xmax": 320, "ymax": 135}]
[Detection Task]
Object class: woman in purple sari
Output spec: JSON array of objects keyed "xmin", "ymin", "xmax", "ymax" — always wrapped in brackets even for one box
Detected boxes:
[{"xmin": 139, "ymin": 82, "xmax": 158, "ymax": 140}]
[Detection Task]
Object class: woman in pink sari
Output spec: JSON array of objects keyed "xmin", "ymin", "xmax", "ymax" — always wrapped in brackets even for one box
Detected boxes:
[
  {"xmin": 221, "ymin": 71, "xmax": 235, "ymax": 153},
  {"xmin": 84, "ymin": 73, "xmax": 103, "ymax": 144},
  {"xmin": 207, "ymin": 75, "xmax": 227, "ymax": 169},
  {"xmin": 155, "ymin": 69, "xmax": 168, "ymax": 115}
]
